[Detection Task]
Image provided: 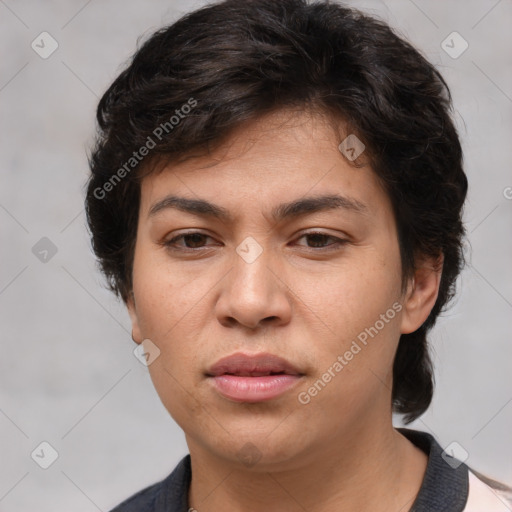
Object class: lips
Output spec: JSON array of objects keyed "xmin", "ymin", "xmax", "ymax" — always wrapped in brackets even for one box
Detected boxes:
[
  {"xmin": 206, "ymin": 352, "xmax": 303, "ymax": 377},
  {"xmin": 206, "ymin": 352, "xmax": 304, "ymax": 403}
]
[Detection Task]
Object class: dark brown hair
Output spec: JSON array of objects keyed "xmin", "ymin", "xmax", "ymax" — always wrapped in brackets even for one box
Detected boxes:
[{"xmin": 85, "ymin": 0, "xmax": 468, "ymax": 423}]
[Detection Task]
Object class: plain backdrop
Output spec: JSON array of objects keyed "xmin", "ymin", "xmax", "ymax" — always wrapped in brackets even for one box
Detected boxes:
[{"xmin": 1, "ymin": 0, "xmax": 511, "ymax": 510}]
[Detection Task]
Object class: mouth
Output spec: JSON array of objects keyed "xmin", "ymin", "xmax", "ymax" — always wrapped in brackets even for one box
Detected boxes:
[{"xmin": 205, "ymin": 352, "xmax": 304, "ymax": 403}]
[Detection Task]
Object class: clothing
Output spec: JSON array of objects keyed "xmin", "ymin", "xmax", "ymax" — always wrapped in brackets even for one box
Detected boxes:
[{"xmin": 109, "ymin": 428, "xmax": 511, "ymax": 512}]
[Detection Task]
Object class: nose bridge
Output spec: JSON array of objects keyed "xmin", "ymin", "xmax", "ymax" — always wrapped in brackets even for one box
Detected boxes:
[
  {"xmin": 232, "ymin": 235, "xmax": 274, "ymax": 303},
  {"xmin": 217, "ymin": 234, "xmax": 290, "ymax": 329}
]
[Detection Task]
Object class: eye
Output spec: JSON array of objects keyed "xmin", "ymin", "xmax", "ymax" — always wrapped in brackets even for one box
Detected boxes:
[
  {"xmin": 164, "ymin": 231, "xmax": 216, "ymax": 251},
  {"xmin": 162, "ymin": 230, "xmax": 348, "ymax": 253},
  {"xmin": 294, "ymin": 231, "xmax": 348, "ymax": 251}
]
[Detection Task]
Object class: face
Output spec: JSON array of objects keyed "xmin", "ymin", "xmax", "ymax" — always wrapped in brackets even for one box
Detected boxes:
[{"xmin": 127, "ymin": 109, "xmax": 436, "ymax": 470}]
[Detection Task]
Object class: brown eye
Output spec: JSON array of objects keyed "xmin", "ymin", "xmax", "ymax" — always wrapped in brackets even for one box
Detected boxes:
[
  {"xmin": 295, "ymin": 232, "xmax": 348, "ymax": 250},
  {"xmin": 165, "ymin": 232, "xmax": 215, "ymax": 250}
]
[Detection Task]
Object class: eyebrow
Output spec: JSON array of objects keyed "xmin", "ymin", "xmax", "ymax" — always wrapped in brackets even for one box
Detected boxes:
[{"xmin": 148, "ymin": 193, "xmax": 368, "ymax": 222}]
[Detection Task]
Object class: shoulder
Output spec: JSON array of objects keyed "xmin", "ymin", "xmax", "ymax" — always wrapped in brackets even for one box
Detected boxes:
[
  {"xmin": 463, "ymin": 470, "xmax": 512, "ymax": 512},
  {"xmin": 109, "ymin": 480, "xmax": 161, "ymax": 512},
  {"xmin": 108, "ymin": 454, "xmax": 192, "ymax": 512},
  {"xmin": 398, "ymin": 427, "xmax": 512, "ymax": 512}
]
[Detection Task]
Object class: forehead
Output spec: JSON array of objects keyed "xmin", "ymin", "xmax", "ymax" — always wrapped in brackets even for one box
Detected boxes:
[{"xmin": 138, "ymin": 109, "xmax": 391, "ymax": 222}]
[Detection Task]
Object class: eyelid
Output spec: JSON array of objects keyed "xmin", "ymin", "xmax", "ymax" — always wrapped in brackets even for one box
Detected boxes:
[
  {"xmin": 163, "ymin": 230, "xmax": 216, "ymax": 250},
  {"xmin": 293, "ymin": 231, "xmax": 349, "ymax": 250},
  {"xmin": 162, "ymin": 229, "xmax": 349, "ymax": 252}
]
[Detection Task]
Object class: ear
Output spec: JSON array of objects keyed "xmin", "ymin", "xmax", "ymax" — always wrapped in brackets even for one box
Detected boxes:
[
  {"xmin": 400, "ymin": 253, "xmax": 444, "ymax": 334},
  {"xmin": 126, "ymin": 292, "xmax": 143, "ymax": 344}
]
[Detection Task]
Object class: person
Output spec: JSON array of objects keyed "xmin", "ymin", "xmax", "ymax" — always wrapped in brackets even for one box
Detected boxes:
[{"xmin": 85, "ymin": 0, "xmax": 512, "ymax": 510}]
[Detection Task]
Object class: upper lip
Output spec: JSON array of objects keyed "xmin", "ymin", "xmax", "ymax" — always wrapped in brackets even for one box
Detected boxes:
[{"xmin": 206, "ymin": 352, "xmax": 304, "ymax": 377}]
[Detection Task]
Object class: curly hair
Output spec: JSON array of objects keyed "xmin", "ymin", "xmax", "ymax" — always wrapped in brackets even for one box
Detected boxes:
[{"xmin": 85, "ymin": 0, "xmax": 468, "ymax": 423}]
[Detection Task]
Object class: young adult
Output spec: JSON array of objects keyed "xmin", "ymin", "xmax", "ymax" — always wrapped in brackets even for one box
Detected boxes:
[{"xmin": 85, "ymin": 1, "xmax": 512, "ymax": 510}]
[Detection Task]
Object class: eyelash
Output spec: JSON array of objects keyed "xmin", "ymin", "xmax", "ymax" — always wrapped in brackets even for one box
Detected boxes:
[{"xmin": 163, "ymin": 231, "xmax": 348, "ymax": 253}]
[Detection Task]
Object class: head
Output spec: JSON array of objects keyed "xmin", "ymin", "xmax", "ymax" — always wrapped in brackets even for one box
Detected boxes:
[{"xmin": 85, "ymin": 0, "xmax": 467, "ymax": 466}]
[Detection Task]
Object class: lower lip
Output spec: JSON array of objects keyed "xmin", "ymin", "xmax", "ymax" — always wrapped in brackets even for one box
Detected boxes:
[{"xmin": 208, "ymin": 374, "xmax": 302, "ymax": 402}]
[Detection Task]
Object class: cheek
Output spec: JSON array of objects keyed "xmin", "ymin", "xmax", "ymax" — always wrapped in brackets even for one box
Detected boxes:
[
  {"xmin": 132, "ymin": 246, "xmax": 196, "ymax": 338},
  {"xmin": 292, "ymin": 246, "xmax": 403, "ymax": 397},
  {"xmin": 299, "ymin": 250, "xmax": 401, "ymax": 342},
  {"xmin": 131, "ymin": 252, "xmax": 215, "ymax": 414},
  {"xmin": 146, "ymin": 357, "xmax": 206, "ymax": 433}
]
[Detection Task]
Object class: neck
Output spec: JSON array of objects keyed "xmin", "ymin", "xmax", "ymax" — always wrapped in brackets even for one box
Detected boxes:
[{"xmin": 186, "ymin": 420, "xmax": 428, "ymax": 512}]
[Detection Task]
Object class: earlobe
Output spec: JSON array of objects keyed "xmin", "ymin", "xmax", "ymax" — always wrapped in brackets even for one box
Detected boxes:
[
  {"xmin": 126, "ymin": 292, "xmax": 143, "ymax": 344},
  {"xmin": 400, "ymin": 254, "xmax": 443, "ymax": 334}
]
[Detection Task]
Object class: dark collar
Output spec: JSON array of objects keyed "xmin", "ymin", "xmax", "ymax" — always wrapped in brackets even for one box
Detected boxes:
[
  {"xmin": 112, "ymin": 428, "xmax": 469, "ymax": 511},
  {"xmin": 398, "ymin": 428, "xmax": 469, "ymax": 512},
  {"xmin": 153, "ymin": 454, "xmax": 191, "ymax": 512}
]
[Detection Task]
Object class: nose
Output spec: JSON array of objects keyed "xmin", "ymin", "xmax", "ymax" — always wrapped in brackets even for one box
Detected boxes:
[{"xmin": 215, "ymin": 242, "xmax": 292, "ymax": 330}]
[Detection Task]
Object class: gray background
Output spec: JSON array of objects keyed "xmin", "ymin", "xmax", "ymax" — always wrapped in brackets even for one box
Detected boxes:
[{"xmin": 1, "ymin": 0, "xmax": 511, "ymax": 510}]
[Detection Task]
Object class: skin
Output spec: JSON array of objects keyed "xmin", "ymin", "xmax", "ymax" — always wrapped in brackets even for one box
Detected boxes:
[{"xmin": 127, "ymin": 108, "xmax": 442, "ymax": 512}]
